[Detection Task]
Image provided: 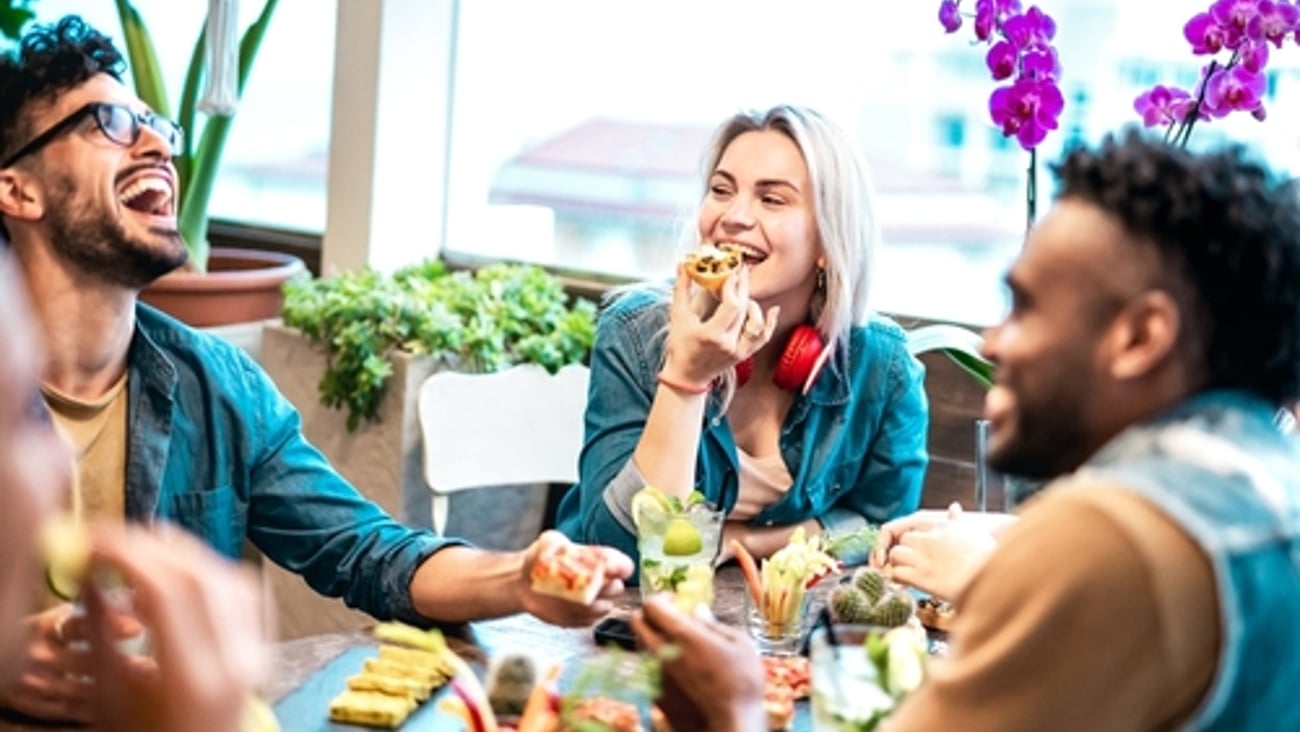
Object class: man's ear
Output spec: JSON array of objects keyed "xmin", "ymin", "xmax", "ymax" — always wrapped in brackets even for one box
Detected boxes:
[
  {"xmin": 0, "ymin": 168, "xmax": 44, "ymax": 223},
  {"xmin": 1104, "ymin": 290, "xmax": 1181, "ymax": 381}
]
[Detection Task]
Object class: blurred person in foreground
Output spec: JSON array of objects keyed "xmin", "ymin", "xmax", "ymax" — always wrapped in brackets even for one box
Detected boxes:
[
  {"xmin": 634, "ymin": 131, "xmax": 1300, "ymax": 731},
  {"xmin": 0, "ymin": 15, "xmax": 631, "ymax": 723},
  {"xmin": 0, "ymin": 254, "xmax": 267, "ymax": 732}
]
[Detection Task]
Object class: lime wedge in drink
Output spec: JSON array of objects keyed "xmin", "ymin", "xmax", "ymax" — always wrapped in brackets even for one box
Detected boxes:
[
  {"xmin": 40, "ymin": 512, "xmax": 90, "ymax": 601},
  {"xmin": 662, "ymin": 517, "xmax": 703, "ymax": 556},
  {"xmin": 631, "ymin": 486, "xmax": 674, "ymax": 530}
]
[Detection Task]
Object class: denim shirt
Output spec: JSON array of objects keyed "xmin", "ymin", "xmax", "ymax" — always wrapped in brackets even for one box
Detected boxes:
[
  {"xmin": 1076, "ymin": 390, "xmax": 1300, "ymax": 731},
  {"xmin": 121, "ymin": 304, "xmax": 457, "ymax": 624},
  {"xmin": 555, "ymin": 288, "xmax": 929, "ymax": 567}
]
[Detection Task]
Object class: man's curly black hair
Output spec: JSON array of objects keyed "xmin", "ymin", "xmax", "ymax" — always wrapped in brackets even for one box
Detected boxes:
[
  {"xmin": 1054, "ymin": 129, "xmax": 1300, "ymax": 407},
  {"xmin": 0, "ymin": 15, "xmax": 125, "ymax": 163}
]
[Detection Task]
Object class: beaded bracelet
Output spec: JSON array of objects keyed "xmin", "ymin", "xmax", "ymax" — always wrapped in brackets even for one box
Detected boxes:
[{"xmin": 656, "ymin": 372, "xmax": 711, "ymax": 395}]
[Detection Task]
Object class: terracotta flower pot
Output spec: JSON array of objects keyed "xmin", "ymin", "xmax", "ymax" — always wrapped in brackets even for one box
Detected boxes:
[{"xmin": 140, "ymin": 247, "xmax": 307, "ymax": 327}]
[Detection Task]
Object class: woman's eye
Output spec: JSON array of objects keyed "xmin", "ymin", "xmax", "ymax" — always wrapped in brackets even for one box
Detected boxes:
[
  {"xmin": 762, "ymin": 195, "xmax": 786, "ymax": 205},
  {"xmin": 709, "ymin": 185, "xmax": 732, "ymax": 197}
]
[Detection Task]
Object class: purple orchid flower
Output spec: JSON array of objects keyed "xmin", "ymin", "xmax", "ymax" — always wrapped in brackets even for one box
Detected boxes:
[
  {"xmin": 986, "ymin": 40, "xmax": 1018, "ymax": 79},
  {"xmin": 989, "ymin": 77, "xmax": 1064, "ymax": 150},
  {"xmin": 1185, "ymin": 12, "xmax": 1235, "ymax": 54},
  {"xmin": 1249, "ymin": 0, "xmax": 1300, "ymax": 48},
  {"xmin": 1134, "ymin": 85, "xmax": 1196, "ymax": 127},
  {"xmin": 973, "ymin": 0, "xmax": 1023, "ymax": 42},
  {"xmin": 1211, "ymin": 0, "xmax": 1266, "ymax": 46},
  {"xmin": 1003, "ymin": 6, "xmax": 1057, "ymax": 50},
  {"xmin": 1240, "ymin": 38, "xmax": 1271, "ymax": 71},
  {"xmin": 1021, "ymin": 45, "xmax": 1061, "ymax": 80},
  {"xmin": 1205, "ymin": 64, "xmax": 1268, "ymax": 116},
  {"xmin": 940, "ymin": 0, "xmax": 963, "ymax": 33}
]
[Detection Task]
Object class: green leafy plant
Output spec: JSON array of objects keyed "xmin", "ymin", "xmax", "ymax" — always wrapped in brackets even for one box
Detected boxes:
[
  {"xmin": 0, "ymin": 0, "xmax": 35, "ymax": 42},
  {"xmin": 281, "ymin": 261, "xmax": 598, "ymax": 431},
  {"xmin": 113, "ymin": 0, "xmax": 280, "ymax": 272},
  {"xmin": 906, "ymin": 323, "xmax": 995, "ymax": 389}
]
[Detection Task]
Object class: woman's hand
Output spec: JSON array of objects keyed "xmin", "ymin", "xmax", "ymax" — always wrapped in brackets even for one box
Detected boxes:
[{"xmin": 660, "ymin": 264, "xmax": 779, "ymax": 388}]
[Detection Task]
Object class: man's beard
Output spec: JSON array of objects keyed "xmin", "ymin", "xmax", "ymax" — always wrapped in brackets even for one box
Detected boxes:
[
  {"xmin": 986, "ymin": 387, "xmax": 1093, "ymax": 482},
  {"xmin": 45, "ymin": 181, "xmax": 188, "ymax": 290}
]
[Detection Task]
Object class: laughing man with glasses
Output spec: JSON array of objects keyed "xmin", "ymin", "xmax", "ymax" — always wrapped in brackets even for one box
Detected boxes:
[{"xmin": 0, "ymin": 15, "xmax": 634, "ymax": 726}]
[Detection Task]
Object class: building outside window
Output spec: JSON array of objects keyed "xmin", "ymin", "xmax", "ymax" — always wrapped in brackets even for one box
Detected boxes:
[{"xmin": 24, "ymin": 1, "xmax": 1300, "ymax": 325}]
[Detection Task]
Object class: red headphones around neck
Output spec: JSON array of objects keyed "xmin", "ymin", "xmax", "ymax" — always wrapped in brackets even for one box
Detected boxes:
[{"xmin": 734, "ymin": 324, "xmax": 829, "ymax": 393}]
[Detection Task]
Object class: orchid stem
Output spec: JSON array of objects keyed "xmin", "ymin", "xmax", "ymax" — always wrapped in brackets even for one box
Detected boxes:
[{"xmin": 1025, "ymin": 147, "xmax": 1037, "ymax": 239}]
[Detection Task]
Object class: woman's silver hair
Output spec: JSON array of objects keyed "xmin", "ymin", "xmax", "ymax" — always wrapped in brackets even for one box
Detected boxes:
[{"xmin": 691, "ymin": 104, "xmax": 881, "ymax": 348}]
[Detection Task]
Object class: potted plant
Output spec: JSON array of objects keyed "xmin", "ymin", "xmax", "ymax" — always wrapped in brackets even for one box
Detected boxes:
[
  {"xmin": 261, "ymin": 260, "xmax": 596, "ymax": 518},
  {"xmin": 110, "ymin": 0, "xmax": 306, "ymax": 326},
  {"xmin": 257, "ymin": 261, "xmax": 596, "ymax": 636}
]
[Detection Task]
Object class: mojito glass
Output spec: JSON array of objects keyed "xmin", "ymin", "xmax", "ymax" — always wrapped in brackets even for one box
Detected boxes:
[
  {"xmin": 809, "ymin": 625, "xmax": 897, "ymax": 732},
  {"xmin": 635, "ymin": 502, "xmax": 724, "ymax": 606}
]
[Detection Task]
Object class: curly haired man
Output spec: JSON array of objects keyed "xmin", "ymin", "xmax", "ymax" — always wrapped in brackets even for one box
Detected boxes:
[{"xmin": 636, "ymin": 131, "xmax": 1300, "ymax": 732}]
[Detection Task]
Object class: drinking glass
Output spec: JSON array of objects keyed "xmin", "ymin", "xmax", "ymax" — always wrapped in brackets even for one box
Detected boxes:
[
  {"xmin": 743, "ymin": 587, "xmax": 810, "ymax": 656},
  {"xmin": 809, "ymin": 624, "xmax": 897, "ymax": 732},
  {"xmin": 635, "ymin": 504, "xmax": 724, "ymax": 606}
]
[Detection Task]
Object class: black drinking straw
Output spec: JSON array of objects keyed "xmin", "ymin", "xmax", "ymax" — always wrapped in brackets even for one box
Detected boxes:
[{"xmin": 813, "ymin": 606, "xmax": 850, "ymax": 711}]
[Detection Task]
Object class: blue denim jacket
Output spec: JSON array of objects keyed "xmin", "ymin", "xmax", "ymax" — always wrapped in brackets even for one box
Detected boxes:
[
  {"xmin": 555, "ymin": 288, "xmax": 929, "ymax": 567},
  {"xmin": 1077, "ymin": 390, "xmax": 1300, "ymax": 731},
  {"xmin": 121, "ymin": 304, "xmax": 457, "ymax": 624}
]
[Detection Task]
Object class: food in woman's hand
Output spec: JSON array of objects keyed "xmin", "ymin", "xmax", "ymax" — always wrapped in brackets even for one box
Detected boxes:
[
  {"xmin": 916, "ymin": 597, "xmax": 957, "ymax": 632},
  {"xmin": 530, "ymin": 543, "xmax": 608, "ymax": 605},
  {"xmin": 567, "ymin": 696, "xmax": 644, "ymax": 732},
  {"xmin": 682, "ymin": 243, "xmax": 744, "ymax": 295}
]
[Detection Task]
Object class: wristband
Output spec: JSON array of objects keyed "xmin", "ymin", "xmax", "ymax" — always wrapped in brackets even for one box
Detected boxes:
[{"xmin": 656, "ymin": 372, "xmax": 711, "ymax": 395}]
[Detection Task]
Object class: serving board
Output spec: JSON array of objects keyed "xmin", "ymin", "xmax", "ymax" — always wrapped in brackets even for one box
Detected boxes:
[{"xmin": 273, "ymin": 645, "xmax": 463, "ymax": 731}]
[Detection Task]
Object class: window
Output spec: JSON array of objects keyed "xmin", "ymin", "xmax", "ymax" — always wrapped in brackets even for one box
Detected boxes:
[
  {"xmin": 29, "ymin": 1, "xmax": 335, "ymax": 234},
  {"xmin": 444, "ymin": 0, "xmax": 1300, "ymax": 325}
]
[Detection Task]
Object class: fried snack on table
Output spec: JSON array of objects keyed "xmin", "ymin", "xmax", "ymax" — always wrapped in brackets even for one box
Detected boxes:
[
  {"xmin": 761, "ymin": 655, "xmax": 811, "ymax": 700},
  {"xmin": 347, "ymin": 672, "xmax": 431, "ymax": 702},
  {"xmin": 374, "ymin": 621, "xmax": 450, "ymax": 654},
  {"xmin": 379, "ymin": 644, "xmax": 457, "ymax": 676},
  {"xmin": 363, "ymin": 657, "xmax": 446, "ymax": 688},
  {"xmin": 682, "ymin": 243, "xmax": 744, "ymax": 295},
  {"xmin": 916, "ymin": 597, "xmax": 957, "ymax": 632},
  {"xmin": 328, "ymin": 689, "xmax": 418, "ymax": 729},
  {"xmin": 762, "ymin": 682, "xmax": 796, "ymax": 731},
  {"xmin": 567, "ymin": 696, "xmax": 645, "ymax": 732},
  {"xmin": 241, "ymin": 695, "xmax": 280, "ymax": 732}
]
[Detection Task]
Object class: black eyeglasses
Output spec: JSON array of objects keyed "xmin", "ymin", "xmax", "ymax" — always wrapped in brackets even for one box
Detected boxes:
[{"xmin": 1, "ymin": 102, "xmax": 184, "ymax": 169}]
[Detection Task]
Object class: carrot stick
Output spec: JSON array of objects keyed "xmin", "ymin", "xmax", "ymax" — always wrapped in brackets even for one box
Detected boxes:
[{"xmin": 731, "ymin": 539, "xmax": 764, "ymax": 608}]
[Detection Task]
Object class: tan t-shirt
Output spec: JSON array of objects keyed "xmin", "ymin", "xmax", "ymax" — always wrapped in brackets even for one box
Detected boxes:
[
  {"xmin": 889, "ymin": 481, "xmax": 1219, "ymax": 731},
  {"xmin": 42, "ymin": 372, "xmax": 130, "ymax": 523}
]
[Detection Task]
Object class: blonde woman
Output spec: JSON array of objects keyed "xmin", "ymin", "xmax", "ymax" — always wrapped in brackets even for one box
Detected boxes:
[{"xmin": 557, "ymin": 105, "xmax": 928, "ymax": 569}]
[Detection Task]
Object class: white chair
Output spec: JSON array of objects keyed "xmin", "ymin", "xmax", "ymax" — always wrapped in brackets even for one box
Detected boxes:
[{"xmin": 418, "ymin": 363, "xmax": 590, "ymax": 534}]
